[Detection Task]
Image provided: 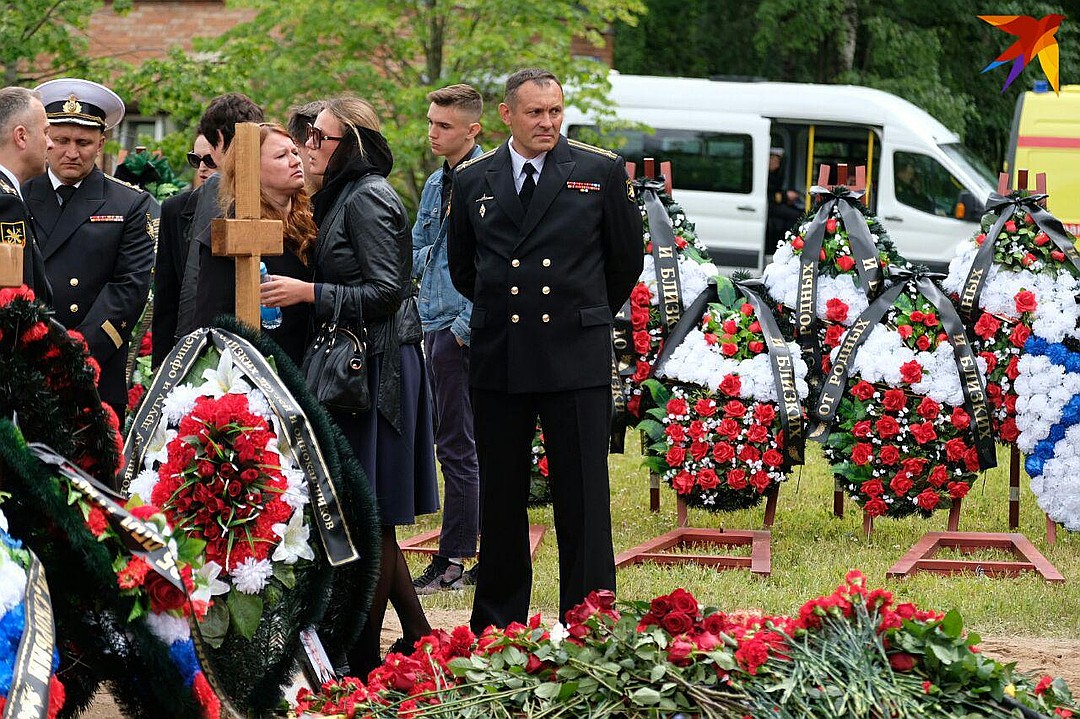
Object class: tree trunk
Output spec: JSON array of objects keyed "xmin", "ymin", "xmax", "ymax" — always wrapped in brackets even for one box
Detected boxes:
[{"xmin": 835, "ymin": 0, "xmax": 859, "ymax": 77}]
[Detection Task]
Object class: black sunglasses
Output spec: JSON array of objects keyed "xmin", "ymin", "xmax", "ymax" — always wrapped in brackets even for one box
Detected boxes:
[
  {"xmin": 186, "ymin": 152, "xmax": 216, "ymax": 169},
  {"xmin": 307, "ymin": 123, "xmax": 345, "ymax": 150}
]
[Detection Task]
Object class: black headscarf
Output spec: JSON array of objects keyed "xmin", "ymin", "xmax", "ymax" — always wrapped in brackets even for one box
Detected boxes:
[{"xmin": 312, "ymin": 123, "xmax": 394, "ymax": 225}]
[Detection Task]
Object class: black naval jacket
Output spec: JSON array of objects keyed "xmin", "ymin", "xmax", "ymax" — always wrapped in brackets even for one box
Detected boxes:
[
  {"xmin": 0, "ymin": 175, "xmax": 50, "ymax": 301},
  {"xmin": 23, "ymin": 167, "xmax": 155, "ymax": 409},
  {"xmin": 447, "ymin": 135, "xmax": 643, "ymax": 393}
]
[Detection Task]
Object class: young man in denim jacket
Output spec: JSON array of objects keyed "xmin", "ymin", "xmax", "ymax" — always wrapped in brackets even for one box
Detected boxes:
[{"xmin": 411, "ymin": 84, "xmax": 484, "ymax": 592}]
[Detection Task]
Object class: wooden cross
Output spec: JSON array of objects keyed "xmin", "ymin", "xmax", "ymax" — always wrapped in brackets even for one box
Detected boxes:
[
  {"xmin": 210, "ymin": 122, "xmax": 283, "ymax": 328},
  {"xmin": 0, "ymin": 242, "xmax": 22, "ymax": 288}
]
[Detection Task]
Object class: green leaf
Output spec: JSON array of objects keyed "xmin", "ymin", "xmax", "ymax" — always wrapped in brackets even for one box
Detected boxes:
[
  {"xmin": 929, "ymin": 642, "xmax": 959, "ymax": 665},
  {"xmin": 629, "ymin": 687, "xmax": 662, "ymax": 705},
  {"xmin": 226, "ymin": 590, "xmax": 264, "ymax": 640},
  {"xmin": 199, "ymin": 600, "xmax": 230, "ymax": 649},
  {"xmin": 637, "ymin": 418, "xmax": 665, "ymax": 441},
  {"xmin": 641, "ymin": 378, "xmax": 671, "ymax": 405},
  {"xmin": 272, "ymin": 563, "xmax": 296, "ymax": 589},
  {"xmin": 534, "ymin": 682, "xmax": 561, "ymax": 700},
  {"xmin": 940, "ymin": 609, "xmax": 963, "ymax": 638},
  {"xmin": 650, "ymin": 663, "xmax": 667, "ymax": 681},
  {"xmin": 716, "ymin": 276, "xmax": 737, "ymax": 308}
]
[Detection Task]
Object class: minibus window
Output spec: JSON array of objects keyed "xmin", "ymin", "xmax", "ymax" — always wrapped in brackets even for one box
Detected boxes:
[
  {"xmin": 894, "ymin": 151, "xmax": 963, "ymax": 216},
  {"xmin": 568, "ymin": 125, "xmax": 753, "ymax": 194}
]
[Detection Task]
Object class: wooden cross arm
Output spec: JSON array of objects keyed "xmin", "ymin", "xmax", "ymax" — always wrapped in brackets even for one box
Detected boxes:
[
  {"xmin": 211, "ymin": 217, "xmax": 284, "ymax": 328},
  {"xmin": 211, "ymin": 217, "xmax": 284, "ymax": 257}
]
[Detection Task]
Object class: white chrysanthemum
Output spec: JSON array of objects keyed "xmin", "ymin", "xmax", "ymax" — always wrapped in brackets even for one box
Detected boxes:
[
  {"xmin": 1014, "ymin": 354, "xmax": 1080, "ymax": 451},
  {"xmin": 144, "ymin": 610, "xmax": 192, "ymax": 645},
  {"xmin": 659, "ymin": 330, "xmax": 809, "ymax": 401},
  {"xmin": 640, "ymin": 254, "xmax": 716, "ymax": 309},
  {"xmin": 160, "ymin": 383, "xmax": 201, "ymax": 425},
  {"xmin": 190, "ymin": 561, "xmax": 230, "ymax": 605},
  {"xmin": 199, "ymin": 351, "xmax": 251, "ymax": 398},
  {"xmin": 837, "ymin": 326, "xmax": 969, "ymax": 406},
  {"xmin": 281, "ymin": 468, "xmax": 309, "ymax": 510},
  {"xmin": 271, "ymin": 510, "xmax": 315, "ymax": 565},
  {"xmin": 762, "ymin": 247, "xmax": 871, "ymax": 324},
  {"xmin": 0, "ymin": 550, "xmax": 27, "ymax": 613},
  {"xmin": 1030, "ymin": 423, "xmax": 1080, "ymax": 531},
  {"xmin": 246, "ymin": 388, "xmax": 273, "ymax": 422},
  {"xmin": 129, "ymin": 468, "xmax": 161, "ymax": 501},
  {"xmin": 231, "ymin": 557, "xmax": 273, "ymax": 595}
]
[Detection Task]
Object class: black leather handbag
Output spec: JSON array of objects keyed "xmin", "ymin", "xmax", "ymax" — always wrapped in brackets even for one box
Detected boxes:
[{"xmin": 302, "ymin": 290, "xmax": 371, "ymax": 413}]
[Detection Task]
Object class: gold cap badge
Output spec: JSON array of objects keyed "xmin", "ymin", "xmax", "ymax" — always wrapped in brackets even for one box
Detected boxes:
[{"xmin": 62, "ymin": 94, "xmax": 82, "ymax": 114}]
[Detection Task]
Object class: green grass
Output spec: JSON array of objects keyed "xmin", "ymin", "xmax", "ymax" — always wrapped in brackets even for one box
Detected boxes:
[{"xmin": 405, "ymin": 439, "xmax": 1079, "ymax": 638}]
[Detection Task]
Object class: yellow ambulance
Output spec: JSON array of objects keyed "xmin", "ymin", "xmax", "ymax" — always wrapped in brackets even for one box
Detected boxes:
[{"xmin": 1006, "ymin": 82, "xmax": 1080, "ymax": 235}]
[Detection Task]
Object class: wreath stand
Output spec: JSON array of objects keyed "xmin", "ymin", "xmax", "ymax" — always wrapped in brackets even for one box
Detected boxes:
[
  {"xmin": 401, "ymin": 525, "xmax": 547, "ymax": 561},
  {"xmin": 614, "ymin": 488, "xmax": 777, "ymax": 576},
  {"xmin": 882, "ymin": 171, "xmax": 1062, "ymax": 582}
]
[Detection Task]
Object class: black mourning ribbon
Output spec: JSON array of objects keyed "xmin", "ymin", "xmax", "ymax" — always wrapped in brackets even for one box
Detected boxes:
[
  {"xmin": 795, "ymin": 186, "xmax": 885, "ymax": 367},
  {"xmin": 519, "ymin": 162, "xmax": 536, "ymax": 211},
  {"xmin": 959, "ymin": 192, "xmax": 1080, "ymax": 322},
  {"xmin": 812, "ymin": 266, "xmax": 997, "ymax": 470},
  {"xmin": 735, "ymin": 278, "xmax": 805, "ymax": 469},
  {"xmin": 6, "ymin": 552, "xmax": 54, "ymax": 719}
]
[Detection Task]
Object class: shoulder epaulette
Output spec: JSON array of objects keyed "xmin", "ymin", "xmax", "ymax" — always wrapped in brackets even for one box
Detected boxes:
[
  {"xmin": 0, "ymin": 179, "xmax": 16, "ymax": 196},
  {"xmin": 456, "ymin": 148, "xmax": 496, "ymax": 173},
  {"xmin": 104, "ymin": 173, "xmax": 144, "ymax": 193},
  {"xmin": 567, "ymin": 138, "xmax": 618, "ymax": 160}
]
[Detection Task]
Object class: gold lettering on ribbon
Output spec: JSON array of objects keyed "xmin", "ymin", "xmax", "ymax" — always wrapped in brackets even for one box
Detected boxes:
[
  {"xmin": 817, "ymin": 318, "xmax": 872, "ymax": 417},
  {"xmin": 959, "ymin": 266, "xmax": 985, "ymax": 315},
  {"xmin": 956, "ymin": 350, "xmax": 992, "ymax": 444},
  {"xmin": 659, "ymin": 265, "xmax": 681, "ymax": 329},
  {"xmin": 861, "ymin": 257, "xmax": 881, "ymax": 294},
  {"xmin": 797, "ymin": 261, "xmax": 816, "ymax": 332},
  {"xmin": 775, "ymin": 353, "xmax": 803, "ymax": 461}
]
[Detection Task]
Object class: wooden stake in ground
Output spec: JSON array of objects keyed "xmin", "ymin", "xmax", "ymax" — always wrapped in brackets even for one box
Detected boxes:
[{"xmin": 210, "ymin": 122, "xmax": 283, "ymax": 328}]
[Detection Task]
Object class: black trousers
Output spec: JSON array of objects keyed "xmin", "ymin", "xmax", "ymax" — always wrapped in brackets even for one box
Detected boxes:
[{"xmin": 469, "ymin": 385, "xmax": 616, "ymax": 631}]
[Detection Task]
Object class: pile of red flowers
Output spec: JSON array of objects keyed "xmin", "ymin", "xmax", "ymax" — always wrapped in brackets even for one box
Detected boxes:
[
  {"xmin": 152, "ymin": 393, "xmax": 291, "ymax": 570},
  {"xmin": 295, "ymin": 571, "xmax": 1078, "ymax": 718}
]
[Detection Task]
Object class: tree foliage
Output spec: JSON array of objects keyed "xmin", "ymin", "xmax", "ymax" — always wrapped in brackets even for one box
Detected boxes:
[
  {"xmin": 116, "ymin": 0, "xmax": 644, "ymax": 207},
  {"xmin": 614, "ymin": 0, "xmax": 1080, "ymax": 170},
  {"xmin": 0, "ymin": 0, "xmax": 131, "ymax": 85}
]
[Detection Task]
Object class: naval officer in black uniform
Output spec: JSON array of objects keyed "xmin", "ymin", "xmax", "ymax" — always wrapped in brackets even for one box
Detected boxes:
[
  {"xmin": 448, "ymin": 68, "xmax": 643, "ymax": 630},
  {"xmin": 24, "ymin": 79, "xmax": 154, "ymax": 419}
]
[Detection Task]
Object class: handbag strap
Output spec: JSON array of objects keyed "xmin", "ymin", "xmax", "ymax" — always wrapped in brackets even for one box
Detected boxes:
[{"xmin": 328, "ymin": 287, "xmax": 345, "ymax": 332}]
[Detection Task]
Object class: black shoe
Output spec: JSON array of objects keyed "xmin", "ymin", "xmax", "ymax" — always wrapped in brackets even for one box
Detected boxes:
[
  {"xmin": 386, "ymin": 637, "xmax": 413, "ymax": 658},
  {"xmin": 412, "ymin": 555, "xmax": 464, "ymax": 595}
]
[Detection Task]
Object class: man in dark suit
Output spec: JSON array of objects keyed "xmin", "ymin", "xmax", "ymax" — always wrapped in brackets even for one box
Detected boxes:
[
  {"xmin": 150, "ymin": 134, "xmax": 212, "ymax": 369},
  {"xmin": 448, "ymin": 68, "xmax": 643, "ymax": 630},
  {"xmin": 24, "ymin": 79, "xmax": 154, "ymax": 419},
  {"xmin": 0, "ymin": 86, "xmax": 52, "ymax": 300}
]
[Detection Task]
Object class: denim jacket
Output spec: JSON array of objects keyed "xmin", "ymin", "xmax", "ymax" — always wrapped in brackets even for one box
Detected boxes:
[{"xmin": 411, "ymin": 145, "xmax": 482, "ymax": 345}]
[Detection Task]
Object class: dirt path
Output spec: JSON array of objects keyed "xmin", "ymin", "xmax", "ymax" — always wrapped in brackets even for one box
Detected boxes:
[{"xmin": 81, "ymin": 609, "xmax": 1080, "ymax": 717}]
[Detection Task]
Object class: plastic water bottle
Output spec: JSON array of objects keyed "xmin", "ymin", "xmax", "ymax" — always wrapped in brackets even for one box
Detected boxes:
[{"xmin": 259, "ymin": 262, "xmax": 282, "ymax": 330}]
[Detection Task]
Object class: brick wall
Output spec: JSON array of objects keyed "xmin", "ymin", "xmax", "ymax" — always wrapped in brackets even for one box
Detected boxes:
[{"xmin": 87, "ymin": 1, "xmax": 255, "ymax": 65}]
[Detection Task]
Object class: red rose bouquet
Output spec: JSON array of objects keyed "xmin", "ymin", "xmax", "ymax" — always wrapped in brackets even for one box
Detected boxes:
[
  {"xmin": 941, "ymin": 190, "xmax": 1080, "ymax": 446},
  {"xmin": 819, "ymin": 273, "xmax": 996, "ymax": 519},
  {"xmin": 640, "ymin": 280, "xmax": 809, "ymax": 511}
]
